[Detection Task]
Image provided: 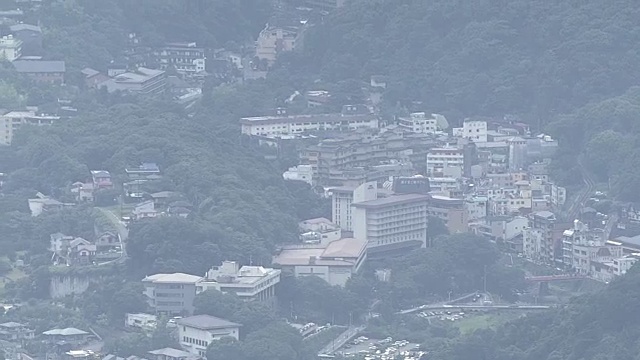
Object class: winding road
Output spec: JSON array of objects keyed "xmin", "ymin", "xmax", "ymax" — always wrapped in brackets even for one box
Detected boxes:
[{"xmin": 96, "ymin": 207, "xmax": 129, "ymax": 265}]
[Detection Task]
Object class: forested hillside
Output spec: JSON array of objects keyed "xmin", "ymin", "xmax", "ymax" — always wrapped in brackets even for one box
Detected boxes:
[
  {"xmin": 34, "ymin": 0, "xmax": 271, "ymax": 68},
  {"xmin": 303, "ymin": 0, "xmax": 640, "ymax": 120},
  {"xmin": 426, "ymin": 266, "xmax": 640, "ymax": 360}
]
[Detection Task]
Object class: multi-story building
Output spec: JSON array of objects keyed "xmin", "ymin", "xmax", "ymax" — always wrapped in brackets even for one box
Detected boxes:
[
  {"xmin": 508, "ymin": 137, "xmax": 528, "ymax": 171},
  {"xmin": 156, "ymin": 42, "xmax": 205, "ymax": 74},
  {"xmin": 428, "ymin": 195, "xmax": 469, "ymax": 234},
  {"xmin": 0, "ymin": 35, "xmax": 22, "ymax": 61},
  {"xmin": 0, "ymin": 110, "xmax": 60, "ymax": 145},
  {"xmin": 522, "ymin": 211, "xmax": 569, "ymax": 264},
  {"xmin": 177, "ymin": 315, "xmax": 241, "ymax": 357},
  {"xmin": 255, "ymin": 25, "xmax": 299, "ymax": 65},
  {"xmin": 91, "ymin": 170, "xmax": 113, "ymax": 189},
  {"xmin": 99, "ymin": 67, "xmax": 166, "ymax": 94},
  {"xmin": 198, "ymin": 261, "xmax": 281, "ymax": 306},
  {"xmin": 301, "ymin": 129, "xmax": 436, "ymax": 186},
  {"xmin": 330, "ymin": 181, "xmax": 377, "ymax": 231},
  {"xmin": 426, "ymin": 145, "xmax": 464, "ymax": 176},
  {"xmin": 272, "ymin": 237, "xmax": 367, "ymax": 287},
  {"xmin": 241, "ymin": 106, "xmax": 378, "ymax": 138},
  {"xmin": 462, "ymin": 119, "xmax": 488, "ymax": 143},
  {"xmin": 142, "ymin": 273, "xmax": 203, "ymax": 315},
  {"xmin": 397, "ymin": 112, "xmax": 441, "ymax": 134},
  {"xmin": 352, "ymin": 193, "xmax": 430, "ymax": 254},
  {"xmin": 12, "ymin": 59, "xmax": 65, "ymax": 83}
]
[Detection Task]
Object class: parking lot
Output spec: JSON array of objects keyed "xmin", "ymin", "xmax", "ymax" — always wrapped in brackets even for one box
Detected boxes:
[{"xmin": 337, "ymin": 337, "xmax": 423, "ymax": 359}]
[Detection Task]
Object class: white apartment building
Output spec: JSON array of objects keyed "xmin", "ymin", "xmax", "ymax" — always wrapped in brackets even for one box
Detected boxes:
[
  {"xmin": 465, "ymin": 196, "xmax": 488, "ymax": 221},
  {"xmin": 462, "ymin": 120, "xmax": 488, "ymax": 142},
  {"xmin": 330, "ymin": 181, "xmax": 377, "ymax": 231},
  {"xmin": 426, "ymin": 146, "xmax": 464, "ymax": 176},
  {"xmin": 198, "ymin": 261, "xmax": 280, "ymax": 306},
  {"xmin": 1, "ymin": 111, "xmax": 60, "ymax": 145},
  {"xmin": 0, "ymin": 35, "xmax": 22, "ymax": 61},
  {"xmin": 178, "ymin": 315, "xmax": 241, "ymax": 357},
  {"xmin": 397, "ymin": 112, "xmax": 438, "ymax": 134},
  {"xmin": 352, "ymin": 193, "xmax": 430, "ymax": 252},
  {"xmin": 240, "ymin": 110, "xmax": 379, "ymax": 137}
]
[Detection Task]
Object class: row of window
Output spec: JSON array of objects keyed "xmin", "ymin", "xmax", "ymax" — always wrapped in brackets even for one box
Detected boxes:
[{"xmin": 183, "ymin": 336, "xmax": 208, "ymax": 348}]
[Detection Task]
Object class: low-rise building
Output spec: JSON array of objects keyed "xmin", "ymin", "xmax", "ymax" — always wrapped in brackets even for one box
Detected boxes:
[
  {"xmin": 148, "ymin": 347, "xmax": 199, "ymax": 360},
  {"xmin": 240, "ymin": 106, "xmax": 377, "ymax": 137},
  {"xmin": 9, "ymin": 23, "xmax": 41, "ymax": 56},
  {"xmin": 273, "ymin": 237, "xmax": 367, "ymax": 287},
  {"xmin": 28, "ymin": 195, "xmax": 67, "ymax": 217},
  {"xmin": 91, "ymin": 170, "xmax": 113, "ymax": 189},
  {"xmin": 0, "ymin": 322, "xmax": 35, "ymax": 344},
  {"xmin": 299, "ymin": 217, "xmax": 341, "ymax": 244},
  {"xmin": 12, "ymin": 59, "xmax": 65, "ymax": 83},
  {"xmin": 283, "ymin": 164, "xmax": 313, "ymax": 185},
  {"xmin": 99, "ymin": 67, "xmax": 166, "ymax": 94},
  {"xmin": 126, "ymin": 313, "xmax": 157, "ymax": 331},
  {"xmin": 177, "ymin": 315, "xmax": 241, "ymax": 357},
  {"xmin": 198, "ymin": 261, "xmax": 280, "ymax": 306},
  {"xmin": 70, "ymin": 182, "xmax": 95, "ymax": 202},
  {"xmin": 132, "ymin": 200, "xmax": 159, "ymax": 220},
  {"xmin": 143, "ymin": 273, "xmax": 203, "ymax": 315},
  {"xmin": 42, "ymin": 328, "xmax": 90, "ymax": 345}
]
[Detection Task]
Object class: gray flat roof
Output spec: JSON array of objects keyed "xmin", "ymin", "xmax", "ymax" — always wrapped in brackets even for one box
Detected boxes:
[
  {"xmin": 13, "ymin": 60, "xmax": 66, "ymax": 73},
  {"xmin": 177, "ymin": 315, "xmax": 241, "ymax": 330}
]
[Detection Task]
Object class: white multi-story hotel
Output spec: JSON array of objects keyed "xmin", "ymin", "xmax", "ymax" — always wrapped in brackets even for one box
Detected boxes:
[
  {"xmin": 330, "ymin": 181, "xmax": 378, "ymax": 231},
  {"xmin": 240, "ymin": 106, "xmax": 378, "ymax": 138},
  {"xmin": 352, "ymin": 193, "xmax": 430, "ymax": 253},
  {"xmin": 426, "ymin": 146, "xmax": 464, "ymax": 176}
]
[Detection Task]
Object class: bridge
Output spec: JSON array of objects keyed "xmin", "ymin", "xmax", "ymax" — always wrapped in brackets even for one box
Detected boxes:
[{"xmin": 525, "ymin": 274, "xmax": 587, "ymax": 282}]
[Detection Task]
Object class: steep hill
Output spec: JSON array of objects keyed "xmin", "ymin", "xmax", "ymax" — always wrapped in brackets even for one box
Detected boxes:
[{"xmin": 303, "ymin": 0, "xmax": 640, "ymax": 120}]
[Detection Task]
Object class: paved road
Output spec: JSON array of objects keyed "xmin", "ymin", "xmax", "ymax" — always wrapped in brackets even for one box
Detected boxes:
[
  {"xmin": 96, "ymin": 207, "xmax": 129, "ymax": 264},
  {"xmin": 567, "ymin": 159, "xmax": 596, "ymax": 221},
  {"xmin": 318, "ymin": 325, "xmax": 365, "ymax": 355},
  {"xmin": 398, "ymin": 292, "xmax": 480, "ymax": 315}
]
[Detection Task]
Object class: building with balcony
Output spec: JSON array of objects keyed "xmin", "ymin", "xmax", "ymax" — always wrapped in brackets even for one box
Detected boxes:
[
  {"xmin": 426, "ymin": 146, "xmax": 464, "ymax": 177},
  {"xmin": 155, "ymin": 42, "xmax": 206, "ymax": 74},
  {"xmin": 330, "ymin": 181, "xmax": 378, "ymax": 231},
  {"xmin": 397, "ymin": 112, "xmax": 443, "ymax": 134},
  {"xmin": 255, "ymin": 25, "xmax": 299, "ymax": 66},
  {"xmin": 352, "ymin": 193, "xmax": 429, "ymax": 254},
  {"xmin": 523, "ymin": 211, "xmax": 569, "ymax": 264},
  {"xmin": 241, "ymin": 106, "xmax": 378, "ymax": 138}
]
